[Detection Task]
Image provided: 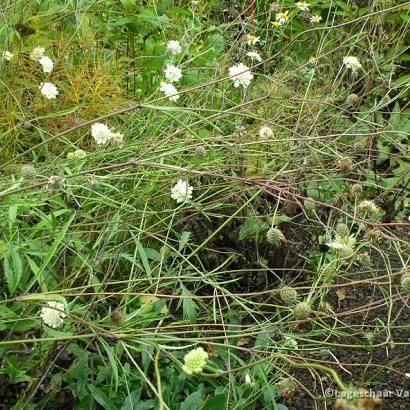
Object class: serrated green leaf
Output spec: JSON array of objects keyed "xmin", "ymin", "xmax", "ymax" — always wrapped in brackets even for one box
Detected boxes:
[{"xmin": 239, "ymin": 217, "xmax": 268, "ymax": 241}]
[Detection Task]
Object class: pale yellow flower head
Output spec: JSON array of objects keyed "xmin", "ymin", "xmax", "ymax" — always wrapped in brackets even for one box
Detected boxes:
[{"xmin": 182, "ymin": 347, "xmax": 209, "ymax": 375}]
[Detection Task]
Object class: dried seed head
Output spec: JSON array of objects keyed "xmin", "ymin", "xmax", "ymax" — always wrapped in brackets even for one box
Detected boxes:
[
  {"xmin": 357, "ymin": 252, "xmax": 371, "ymax": 268},
  {"xmin": 279, "ymin": 286, "xmax": 298, "ymax": 305},
  {"xmin": 293, "ymin": 301, "xmax": 312, "ymax": 320},
  {"xmin": 21, "ymin": 164, "xmax": 36, "ymax": 177},
  {"xmin": 365, "ymin": 228, "xmax": 382, "ymax": 242},
  {"xmin": 46, "ymin": 175, "xmax": 64, "ymax": 191},
  {"xmin": 336, "ymin": 223, "xmax": 349, "ymax": 237},
  {"xmin": 337, "ymin": 157, "xmax": 353, "ymax": 172},
  {"xmin": 401, "ymin": 274, "xmax": 410, "ymax": 296},
  {"xmin": 270, "ymin": 2, "xmax": 281, "ymax": 12},
  {"xmin": 346, "ymin": 93, "xmax": 359, "ymax": 107},
  {"xmin": 357, "ymin": 200, "xmax": 380, "ymax": 216},
  {"xmin": 194, "ymin": 146, "xmax": 207, "ymax": 158},
  {"xmin": 266, "ymin": 227, "xmax": 286, "ymax": 246},
  {"xmin": 353, "ymin": 141, "xmax": 366, "ymax": 152},
  {"xmin": 111, "ymin": 310, "xmax": 124, "ymax": 325},
  {"xmin": 351, "ymin": 183, "xmax": 363, "ymax": 196}
]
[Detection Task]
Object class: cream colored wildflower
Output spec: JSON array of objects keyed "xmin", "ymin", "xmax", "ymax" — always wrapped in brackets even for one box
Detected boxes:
[
  {"xmin": 247, "ymin": 51, "xmax": 262, "ymax": 62},
  {"xmin": 229, "ymin": 63, "xmax": 253, "ymax": 88},
  {"xmin": 30, "ymin": 46, "xmax": 45, "ymax": 61},
  {"xmin": 343, "ymin": 56, "xmax": 362, "ymax": 72},
  {"xmin": 2, "ymin": 51, "xmax": 13, "ymax": 61},
  {"xmin": 182, "ymin": 347, "xmax": 209, "ymax": 375},
  {"xmin": 171, "ymin": 179, "xmax": 193, "ymax": 203},
  {"xmin": 160, "ymin": 82, "xmax": 180, "ymax": 102},
  {"xmin": 164, "ymin": 64, "xmax": 182, "ymax": 83},
  {"xmin": 91, "ymin": 123, "xmax": 112, "ymax": 145},
  {"xmin": 39, "ymin": 56, "xmax": 54, "ymax": 73},
  {"xmin": 41, "ymin": 301, "xmax": 66, "ymax": 328},
  {"xmin": 166, "ymin": 40, "xmax": 182, "ymax": 55},
  {"xmin": 259, "ymin": 125, "xmax": 274, "ymax": 139},
  {"xmin": 39, "ymin": 82, "xmax": 59, "ymax": 99}
]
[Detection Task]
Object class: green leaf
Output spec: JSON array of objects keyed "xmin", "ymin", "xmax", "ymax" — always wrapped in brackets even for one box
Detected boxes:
[
  {"xmin": 25, "ymin": 213, "xmax": 75, "ymax": 292},
  {"xmin": 121, "ymin": 391, "xmax": 142, "ymax": 410},
  {"xmin": 10, "ymin": 249, "xmax": 23, "ymax": 293},
  {"xmin": 200, "ymin": 392, "xmax": 228, "ymax": 410},
  {"xmin": 3, "ymin": 248, "xmax": 23, "ymax": 295},
  {"xmin": 392, "ymin": 74, "xmax": 410, "ymax": 88},
  {"xmin": 239, "ymin": 217, "xmax": 268, "ymax": 241},
  {"xmin": 13, "ymin": 319, "xmax": 38, "ymax": 332},
  {"xmin": 180, "ymin": 284, "xmax": 197, "ymax": 324},
  {"xmin": 8, "ymin": 205, "xmax": 18, "ymax": 230},
  {"xmin": 99, "ymin": 339, "xmax": 119, "ymax": 391},
  {"xmin": 136, "ymin": 240, "xmax": 152, "ymax": 279},
  {"xmin": 195, "ymin": 35, "xmax": 225, "ymax": 65},
  {"xmin": 271, "ymin": 215, "xmax": 292, "ymax": 226},
  {"xmin": 180, "ymin": 390, "xmax": 203, "ymax": 410},
  {"xmin": 89, "ymin": 385, "xmax": 117, "ymax": 410}
]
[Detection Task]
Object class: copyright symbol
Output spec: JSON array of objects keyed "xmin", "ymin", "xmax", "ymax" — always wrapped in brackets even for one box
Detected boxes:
[{"xmin": 324, "ymin": 388, "xmax": 334, "ymax": 397}]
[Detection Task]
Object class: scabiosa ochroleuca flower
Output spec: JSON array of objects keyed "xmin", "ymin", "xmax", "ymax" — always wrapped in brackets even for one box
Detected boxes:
[
  {"xmin": 182, "ymin": 347, "xmax": 209, "ymax": 375},
  {"xmin": 39, "ymin": 55, "xmax": 54, "ymax": 73},
  {"xmin": 30, "ymin": 46, "xmax": 45, "ymax": 61},
  {"xmin": 171, "ymin": 179, "xmax": 193, "ymax": 203},
  {"xmin": 160, "ymin": 82, "xmax": 180, "ymax": 101},
  {"xmin": 41, "ymin": 301, "xmax": 66, "ymax": 328},
  {"xmin": 2, "ymin": 51, "xmax": 13, "ymax": 61},
  {"xmin": 164, "ymin": 64, "xmax": 182, "ymax": 83},
  {"xmin": 39, "ymin": 82, "xmax": 59, "ymax": 99},
  {"xmin": 166, "ymin": 40, "xmax": 182, "ymax": 55},
  {"xmin": 228, "ymin": 63, "xmax": 253, "ymax": 89},
  {"xmin": 259, "ymin": 125, "xmax": 274, "ymax": 139},
  {"xmin": 91, "ymin": 123, "xmax": 113, "ymax": 145},
  {"xmin": 247, "ymin": 51, "xmax": 262, "ymax": 62},
  {"xmin": 343, "ymin": 56, "xmax": 362, "ymax": 72}
]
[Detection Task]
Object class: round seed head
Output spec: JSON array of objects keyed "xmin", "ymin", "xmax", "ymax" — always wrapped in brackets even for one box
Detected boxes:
[
  {"xmin": 336, "ymin": 223, "xmax": 349, "ymax": 237},
  {"xmin": 346, "ymin": 93, "xmax": 359, "ymax": 107},
  {"xmin": 401, "ymin": 274, "xmax": 410, "ymax": 296},
  {"xmin": 351, "ymin": 183, "xmax": 363, "ymax": 196},
  {"xmin": 194, "ymin": 146, "xmax": 207, "ymax": 158},
  {"xmin": 279, "ymin": 287, "xmax": 298, "ymax": 305},
  {"xmin": 337, "ymin": 157, "xmax": 353, "ymax": 172},
  {"xmin": 357, "ymin": 200, "xmax": 379, "ymax": 216},
  {"xmin": 266, "ymin": 227, "xmax": 286, "ymax": 246},
  {"xmin": 293, "ymin": 301, "xmax": 312, "ymax": 320},
  {"xmin": 353, "ymin": 141, "xmax": 366, "ymax": 152},
  {"xmin": 21, "ymin": 164, "xmax": 36, "ymax": 177}
]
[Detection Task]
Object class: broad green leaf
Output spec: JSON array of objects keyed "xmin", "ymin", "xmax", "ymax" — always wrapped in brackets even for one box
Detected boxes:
[
  {"xmin": 180, "ymin": 390, "xmax": 203, "ymax": 410},
  {"xmin": 200, "ymin": 392, "xmax": 228, "ymax": 410},
  {"xmin": 89, "ymin": 385, "xmax": 117, "ymax": 410}
]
